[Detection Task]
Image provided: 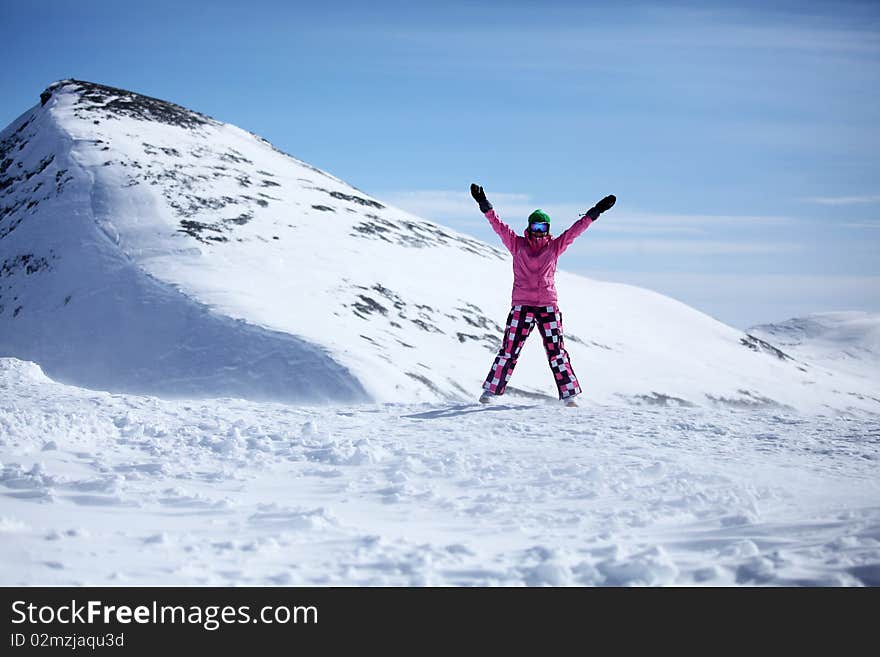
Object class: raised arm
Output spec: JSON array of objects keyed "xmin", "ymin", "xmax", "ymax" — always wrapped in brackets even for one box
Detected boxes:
[
  {"xmin": 554, "ymin": 194, "xmax": 616, "ymax": 255},
  {"xmin": 471, "ymin": 183, "xmax": 517, "ymax": 253}
]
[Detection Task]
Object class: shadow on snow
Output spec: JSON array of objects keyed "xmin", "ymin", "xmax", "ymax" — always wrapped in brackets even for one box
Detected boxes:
[{"xmin": 403, "ymin": 404, "xmax": 539, "ymax": 420}]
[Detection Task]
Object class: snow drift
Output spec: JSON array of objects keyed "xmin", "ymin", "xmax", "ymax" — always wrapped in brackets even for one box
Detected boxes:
[{"xmin": 0, "ymin": 79, "xmax": 876, "ymax": 411}]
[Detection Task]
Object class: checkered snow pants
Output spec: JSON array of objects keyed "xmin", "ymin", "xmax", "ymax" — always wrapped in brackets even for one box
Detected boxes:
[{"xmin": 482, "ymin": 305, "xmax": 581, "ymax": 400}]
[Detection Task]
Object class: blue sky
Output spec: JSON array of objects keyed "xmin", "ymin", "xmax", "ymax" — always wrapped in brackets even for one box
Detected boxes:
[{"xmin": 3, "ymin": 0, "xmax": 878, "ymax": 328}]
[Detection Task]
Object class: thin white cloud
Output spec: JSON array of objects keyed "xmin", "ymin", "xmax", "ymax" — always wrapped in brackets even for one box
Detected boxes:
[
  {"xmin": 610, "ymin": 211, "xmax": 796, "ymax": 228},
  {"xmin": 804, "ymin": 195, "xmax": 880, "ymax": 205},
  {"xmin": 379, "ymin": 189, "xmax": 797, "ymax": 235},
  {"xmin": 331, "ymin": 8, "xmax": 880, "ymax": 79},
  {"xmin": 381, "ymin": 189, "xmax": 531, "ymax": 219},
  {"xmin": 621, "ymin": 18, "xmax": 880, "ymax": 55},
  {"xmin": 379, "ymin": 189, "xmax": 592, "ymax": 229},
  {"xmin": 575, "ymin": 270, "xmax": 880, "ymax": 329},
  {"xmin": 572, "ymin": 240, "xmax": 803, "ymax": 256}
]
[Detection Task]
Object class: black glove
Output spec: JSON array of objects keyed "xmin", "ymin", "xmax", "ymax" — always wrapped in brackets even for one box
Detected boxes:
[
  {"xmin": 586, "ymin": 194, "xmax": 616, "ymax": 220},
  {"xmin": 470, "ymin": 183, "xmax": 493, "ymax": 213}
]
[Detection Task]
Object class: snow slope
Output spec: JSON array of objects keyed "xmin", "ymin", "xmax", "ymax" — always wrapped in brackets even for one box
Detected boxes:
[
  {"xmin": 1, "ymin": 357, "xmax": 878, "ymax": 586},
  {"xmin": 0, "ymin": 79, "xmax": 877, "ymax": 412}
]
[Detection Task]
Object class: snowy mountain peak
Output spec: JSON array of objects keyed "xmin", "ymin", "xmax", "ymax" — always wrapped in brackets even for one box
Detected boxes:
[
  {"xmin": 0, "ymin": 80, "xmax": 877, "ymax": 411},
  {"xmin": 40, "ymin": 79, "xmax": 217, "ymax": 129}
]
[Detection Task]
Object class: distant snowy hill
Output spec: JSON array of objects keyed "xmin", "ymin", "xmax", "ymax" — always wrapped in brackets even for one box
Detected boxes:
[
  {"xmin": 0, "ymin": 79, "xmax": 876, "ymax": 412},
  {"xmin": 750, "ymin": 312, "xmax": 880, "ymax": 383}
]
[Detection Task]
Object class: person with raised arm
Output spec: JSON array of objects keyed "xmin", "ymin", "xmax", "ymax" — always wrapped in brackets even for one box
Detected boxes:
[{"xmin": 470, "ymin": 183, "xmax": 616, "ymax": 407}]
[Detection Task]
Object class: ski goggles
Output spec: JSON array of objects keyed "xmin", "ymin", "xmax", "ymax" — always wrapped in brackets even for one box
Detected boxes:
[{"xmin": 529, "ymin": 221, "xmax": 550, "ymax": 234}]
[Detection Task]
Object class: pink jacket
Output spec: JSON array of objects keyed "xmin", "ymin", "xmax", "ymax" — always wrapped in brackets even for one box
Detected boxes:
[{"xmin": 484, "ymin": 209, "xmax": 594, "ymax": 307}]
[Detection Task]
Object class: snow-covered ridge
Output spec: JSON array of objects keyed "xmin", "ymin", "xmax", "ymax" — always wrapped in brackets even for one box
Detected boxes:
[
  {"xmin": 749, "ymin": 312, "xmax": 880, "ymax": 382},
  {"xmin": 0, "ymin": 79, "xmax": 877, "ymax": 411}
]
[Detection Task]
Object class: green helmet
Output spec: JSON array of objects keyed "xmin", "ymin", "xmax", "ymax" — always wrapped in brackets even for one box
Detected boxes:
[
  {"xmin": 527, "ymin": 209, "xmax": 551, "ymax": 235},
  {"xmin": 528, "ymin": 209, "xmax": 551, "ymax": 225}
]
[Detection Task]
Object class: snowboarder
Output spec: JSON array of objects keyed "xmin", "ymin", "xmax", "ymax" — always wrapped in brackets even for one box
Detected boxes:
[{"xmin": 470, "ymin": 183, "xmax": 616, "ymax": 407}]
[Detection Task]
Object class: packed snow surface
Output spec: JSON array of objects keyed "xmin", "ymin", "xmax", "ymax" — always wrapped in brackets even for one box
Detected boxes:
[{"xmin": 2, "ymin": 358, "xmax": 878, "ymax": 586}]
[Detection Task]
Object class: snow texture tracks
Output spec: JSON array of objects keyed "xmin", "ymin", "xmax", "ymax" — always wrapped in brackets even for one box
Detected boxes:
[{"xmin": 1, "ymin": 358, "xmax": 878, "ymax": 586}]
